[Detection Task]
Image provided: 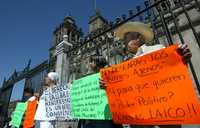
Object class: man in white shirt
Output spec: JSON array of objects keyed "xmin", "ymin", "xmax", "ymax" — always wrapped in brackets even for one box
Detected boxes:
[
  {"xmin": 100, "ymin": 22, "xmax": 192, "ymax": 128},
  {"xmin": 35, "ymin": 72, "xmax": 59, "ymax": 128}
]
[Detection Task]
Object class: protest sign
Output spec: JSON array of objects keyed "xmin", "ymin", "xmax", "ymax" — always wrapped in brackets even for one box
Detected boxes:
[
  {"xmin": 11, "ymin": 102, "xmax": 27, "ymax": 128},
  {"xmin": 101, "ymin": 45, "xmax": 200, "ymax": 125},
  {"xmin": 71, "ymin": 73, "xmax": 112, "ymax": 120},
  {"xmin": 23, "ymin": 98, "xmax": 38, "ymax": 128},
  {"xmin": 35, "ymin": 86, "xmax": 72, "ymax": 121},
  {"xmin": 44, "ymin": 85, "xmax": 72, "ymax": 120}
]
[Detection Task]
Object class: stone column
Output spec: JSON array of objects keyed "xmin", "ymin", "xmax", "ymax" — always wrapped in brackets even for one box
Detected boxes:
[
  {"xmin": 55, "ymin": 35, "xmax": 72, "ymax": 86},
  {"xmin": 55, "ymin": 35, "xmax": 78, "ymax": 128}
]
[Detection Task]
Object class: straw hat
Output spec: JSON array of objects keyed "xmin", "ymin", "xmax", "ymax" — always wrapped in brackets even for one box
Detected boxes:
[{"xmin": 115, "ymin": 21, "xmax": 154, "ymax": 42}]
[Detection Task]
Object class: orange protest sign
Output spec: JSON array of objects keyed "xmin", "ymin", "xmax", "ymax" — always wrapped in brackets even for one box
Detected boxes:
[
  {"xmin": 23, "ymin": 98, "xmax": 38, "ymax": 128},
  {"xmin": 100, "ymin": 45, "xmax": 200, "ymax": 125}
]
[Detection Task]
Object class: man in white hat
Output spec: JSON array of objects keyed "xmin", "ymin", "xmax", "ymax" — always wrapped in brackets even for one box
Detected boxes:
[
  {"xmin": 100, "ymin": 21, "xmax": 192, "ymax": 128},
  {"xmin": 35, "ymin": 72, "xmax": 59, "ymax": 128},
  {"xmin": 115, "ymin": 21, "xmax": 191, "ymax": 62}
]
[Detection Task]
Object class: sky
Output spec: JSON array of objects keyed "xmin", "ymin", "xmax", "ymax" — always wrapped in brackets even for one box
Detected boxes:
[{"xmin": 0, "ymin": 0, "xmax": 144, "ymax": 101}]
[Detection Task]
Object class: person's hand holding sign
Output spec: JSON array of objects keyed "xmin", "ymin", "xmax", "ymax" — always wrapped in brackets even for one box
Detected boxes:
[
  {"xmin": 99, "ymin": 78, "xmax": 106, "ymax": 89},
  {"xmin": 177, "ymin": 44, "xmax": 192, "ymax": 64}
]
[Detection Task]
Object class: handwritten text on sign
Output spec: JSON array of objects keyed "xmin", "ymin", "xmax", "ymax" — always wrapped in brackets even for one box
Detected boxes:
[
  {"xmin": 11, "ymin": 102, "xmax": 27, "ymax": 128},
  {"xmin": 101, "ymin": 45, "xmax": 200, "ymax": 125},
  {"xmin": 45, "ymin": 85, "xmax": 72, "ymax": 120},
  {"xmin": 71, "ymin": 73, "xmax": 111, "ymax": 120}
]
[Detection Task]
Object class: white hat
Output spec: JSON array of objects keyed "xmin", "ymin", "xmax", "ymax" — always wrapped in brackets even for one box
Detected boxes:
[{"xmin": 48, "ymin": 72, "xmax": 59, "ymax": 83}]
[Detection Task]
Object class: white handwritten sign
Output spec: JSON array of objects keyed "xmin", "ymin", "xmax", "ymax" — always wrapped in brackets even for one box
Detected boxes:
[
  {"xmin": 44, "ymin": 85, "xmax": 72, "ymax": 120},
  {"xmin": 35, "ymin": 85, "xmax": 72, "ymax": 121}
]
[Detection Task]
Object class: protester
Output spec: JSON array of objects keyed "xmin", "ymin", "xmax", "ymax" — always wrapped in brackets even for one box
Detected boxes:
[
  {"xmin": 8, "ymin": 88, "xmax": 33, "ymax": 128},
  {"xmin": 6, "ymin": 88, "xmax": 37, "ymax": 128},
  {"xmin": 77, "ymin": 55, "xmax": 123, "ymax": 128},
  {"xmin": 99, "ymin": 21, "xmax": 192, "ymax": 128},
  {"xmin": 35, "ymin": 72, "xmax": 59, "ymax": 128}
]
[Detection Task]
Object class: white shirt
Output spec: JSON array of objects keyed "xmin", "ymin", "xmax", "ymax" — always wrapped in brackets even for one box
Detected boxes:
[
  {"xmin": 124, "ymin": 44, "xmax": 165, "ymax": 61},
  {"xmin": 34, "ymin": 87, "xmax": 56, "ymax": 128},
  {"xmin": 135, "ymin": 44, "xmax": 165, "ymax": 57}
]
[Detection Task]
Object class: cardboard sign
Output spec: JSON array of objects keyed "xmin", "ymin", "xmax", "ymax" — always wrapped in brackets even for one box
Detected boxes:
[
  {"xmin": 11, "ymin": 102, "xmax": 27, "ymax": 128},
  {"xmin": 100, "ymin": 45, "xmax": 200, "ymax": 125},
  {"xmin": 71, "ymin": 73, "xmax": 112, "ymax": 120},
  {"xmin": 23, "ymin": 98, "xmax": 38, "ymax": 128},
  {"xmin": 44, "ymin": 85, "xmax": 72, "ymax": 120},
  {"xmin": 35, "ymin": 86, "xmax": 72, "ymax": 121}
]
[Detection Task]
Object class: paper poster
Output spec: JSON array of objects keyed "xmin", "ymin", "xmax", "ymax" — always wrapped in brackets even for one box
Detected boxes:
[
  {"xmin": 11, "ymin": 102, "xmax": 27, "ymax": 128},
  {"xmin": 71, "ymin": 73, "xmax": 112, "ymax": 120},
  {"xmin": 101, "ymin": 45, "xmax": 200, "ymax": 124},
  {"xmin": 35, "ymin": 85, "xmax": 72, "ymax": 121},
  {"xmin": 45, "ymin": 85, "xmax": 72, "ymax": 120}
]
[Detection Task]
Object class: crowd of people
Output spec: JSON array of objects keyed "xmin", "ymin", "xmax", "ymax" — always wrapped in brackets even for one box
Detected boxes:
[{"xmin": 4, "ymin": 21, "xmax": 192, "ymax": 128}]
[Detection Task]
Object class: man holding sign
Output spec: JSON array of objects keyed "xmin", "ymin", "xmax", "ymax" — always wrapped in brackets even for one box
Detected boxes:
[
  {"xmin": 75, "ymin": 55, "xmax": 123, "ymax": 128},
  {"xmin": 100, "ymin": 22, "xmax": 195, "ymax": 128},
  {"xmin": 35, "ymin": 72, "xmax": 59, "ymax": 128}
]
